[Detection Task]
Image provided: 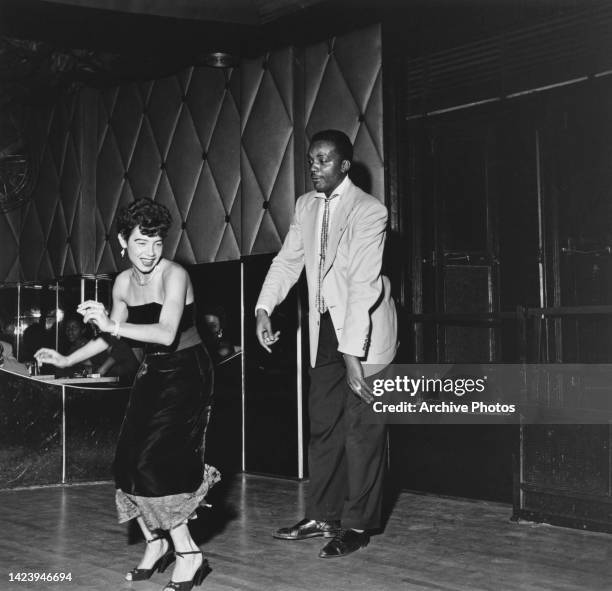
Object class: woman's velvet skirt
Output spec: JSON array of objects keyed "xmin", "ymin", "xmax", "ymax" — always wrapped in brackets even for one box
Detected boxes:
[{"xmin": 113, "ymin": 343, "xmax": 220, "ymax": 531}]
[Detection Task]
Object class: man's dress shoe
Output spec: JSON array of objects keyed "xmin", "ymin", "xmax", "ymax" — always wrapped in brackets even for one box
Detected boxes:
[
  {"xmin": 319, "ymin": 529, "xmax": 370, "ymax": 558},
  {"xmin": 273, "ymin": 518, "xmax": 341, "ymax": 540}
]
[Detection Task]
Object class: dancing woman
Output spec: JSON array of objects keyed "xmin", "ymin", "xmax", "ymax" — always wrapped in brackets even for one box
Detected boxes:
[{"xmin": 36, "ymin": 198, "xmax": 219, "ymax": 591}]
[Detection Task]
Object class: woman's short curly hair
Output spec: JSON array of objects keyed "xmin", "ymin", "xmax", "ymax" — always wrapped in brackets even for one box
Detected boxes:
[{"xmin": 117, "ymin": 198, "xmax": 172, "ymax": 240}]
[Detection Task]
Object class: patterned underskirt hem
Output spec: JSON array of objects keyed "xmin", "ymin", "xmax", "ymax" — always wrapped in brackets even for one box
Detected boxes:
[{"xmin": 115, "ymin": 464, "xmax": 221, "ymax": 531}]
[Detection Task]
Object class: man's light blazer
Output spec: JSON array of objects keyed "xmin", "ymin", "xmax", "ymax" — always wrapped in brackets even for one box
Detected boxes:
[{"xmin": 256, "ymin": 178, "xmax": 397, "ymax": 376}]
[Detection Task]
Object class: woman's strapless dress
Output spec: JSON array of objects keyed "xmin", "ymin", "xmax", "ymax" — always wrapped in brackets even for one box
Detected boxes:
[{"xmin": 113, "ymin": 302, "xmax": 220, "ymax": 531}]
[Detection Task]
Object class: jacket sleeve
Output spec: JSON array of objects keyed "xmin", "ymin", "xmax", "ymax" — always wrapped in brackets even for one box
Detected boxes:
[
  {"xmin": 337, "ymin": 200, "xmax": 388, "ymax": 358},
  {"xmin": 255, "ymin": 197, "xmax": 306, "ymax": 315}
]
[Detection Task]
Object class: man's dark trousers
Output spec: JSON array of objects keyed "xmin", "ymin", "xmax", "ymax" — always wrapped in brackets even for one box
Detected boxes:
[{"xmin": 305, "ymin": 312, "xmax": 387, "ymax": 530}]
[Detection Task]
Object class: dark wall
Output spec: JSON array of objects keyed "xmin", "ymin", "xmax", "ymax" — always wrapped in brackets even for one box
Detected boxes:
[{"xmin": 384, "ymin": 3, "xmax": 612, "ymax": 504}]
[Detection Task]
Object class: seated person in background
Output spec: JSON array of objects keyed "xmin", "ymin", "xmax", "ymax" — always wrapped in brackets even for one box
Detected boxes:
[
  {"xmin": 0, "ymin": 314, "xmax": 15, "ymax": 346},
  {"xmin": 63, "ymin": 313, "xmax": 91, "ymax": 352},
  {"xmin": 57, "ymin": 313, "xmax": 96, "ymax": 377},
  {"xmin": 201, "ymin": 305, "xmax": 240, "ymax": 364},
  {"xmin": 0, "ymin": 340, "xmax": 28, "ymax": 375},
  {"xmin": 0, "ymin": 316, "xmax": 29, "ymax": 376}
]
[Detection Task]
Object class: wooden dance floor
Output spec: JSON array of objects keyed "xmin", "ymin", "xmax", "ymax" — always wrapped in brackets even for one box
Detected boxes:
[{"xmin": 1, "ymin": 474, "xmax": 611, "ymax": 591}]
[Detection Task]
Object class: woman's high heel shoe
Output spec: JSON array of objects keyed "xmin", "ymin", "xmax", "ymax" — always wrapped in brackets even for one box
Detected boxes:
[
  {"xmin": 163, "ymin": 550, "xmax": 211, "ymax": 591},
  {"xmin": 126, "ymin": 536, "xmax": 175, "ymax": 581}
]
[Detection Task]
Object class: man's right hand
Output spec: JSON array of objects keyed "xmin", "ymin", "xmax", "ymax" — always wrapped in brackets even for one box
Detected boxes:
[{"xmin": 256, "ymin": 309, "xmax": 281, "ymax": 353}]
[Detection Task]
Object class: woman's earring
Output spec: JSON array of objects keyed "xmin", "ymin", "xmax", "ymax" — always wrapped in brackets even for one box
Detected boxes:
[{"xmin": 120, "ymin": 248, "xmax": 125, "ymax": 259}]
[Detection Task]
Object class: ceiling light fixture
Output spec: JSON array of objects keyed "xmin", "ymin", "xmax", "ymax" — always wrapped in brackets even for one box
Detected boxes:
[{"xmin": 198, "ymin": 52, "xmax": 238, "ymax": 68}]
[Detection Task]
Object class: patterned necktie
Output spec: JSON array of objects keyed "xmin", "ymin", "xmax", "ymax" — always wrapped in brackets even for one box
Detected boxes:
[{"xmin": 316, "ymin": 195, "xmax": 336, "ymax": 314}]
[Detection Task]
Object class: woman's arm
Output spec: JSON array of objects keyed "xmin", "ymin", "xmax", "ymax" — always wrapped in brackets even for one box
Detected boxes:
[
  {"xmin": 35, "ymin": 337, "xmax": 110, "ymax": 368},
  {"xmin": 80, "ymin": 263, "xmax": 189, "ymax": 347},
  {"xmin": 35, "ymin": 275, "xmax": 128, "ymax": 369}
]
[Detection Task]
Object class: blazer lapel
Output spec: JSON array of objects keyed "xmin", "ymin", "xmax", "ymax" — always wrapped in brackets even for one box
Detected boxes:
[{"xmin": 322, "ymin": 181, "xmax": 357, "ymax": 277}]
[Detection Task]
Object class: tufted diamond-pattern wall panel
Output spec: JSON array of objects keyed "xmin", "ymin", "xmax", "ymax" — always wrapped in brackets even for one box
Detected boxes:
[
  {"xmin": 95, "ymin": 66, "xmax": 241, "ymax": 273},
  {"xmin": 304, "ymin": 24, "xmax": 384, "ymax": 202},
  {"xmin": 241, "ymin": 47, "xmax": 295, "ymax": 256},
  {"xmin": 7, "ymin": 24, "xmax": 384, "ymax": 281},
  {"xmin": 240, "ymin": 25, "xmax": 383, "ymax": 257},
  {"xmin": 20, "ymin": 93, "xmax": 87, "ymax": 281}
]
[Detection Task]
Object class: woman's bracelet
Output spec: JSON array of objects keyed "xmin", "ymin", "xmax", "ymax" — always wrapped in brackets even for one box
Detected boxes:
[{"xmin": 111, "ymin": 320, "xmax": 120, "ymax": 338}]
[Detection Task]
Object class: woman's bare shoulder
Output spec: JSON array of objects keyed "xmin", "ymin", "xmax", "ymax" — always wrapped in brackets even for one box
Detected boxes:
[
  {"xmin": 160, "ymin": 260, "xmax": 192, "ymax": 302},
  {"xmin": 112, "ymin": 270, "xmax": 131, "ymax": 294},
  {"xmin": 161, "ymin": 259, "xmax": 188, "ymax": 278},
  {"xmin": 114, "ymin": 269, "xmax": 132, "ymax": 285}
]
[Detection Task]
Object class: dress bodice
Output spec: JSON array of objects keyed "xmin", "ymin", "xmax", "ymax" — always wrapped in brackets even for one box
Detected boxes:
[
  {"xmin": 126, "ymin": 302, "xmax": 198, "ymax": 353},
  {"xmin": 127, "ymin": 302, "xmax": 194, "ymax": 330}
]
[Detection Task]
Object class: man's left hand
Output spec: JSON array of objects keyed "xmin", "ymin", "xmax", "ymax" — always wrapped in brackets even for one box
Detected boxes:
[{"xmin": 343, "ymin": 353, "xmax": 373, "ymax": 404}]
